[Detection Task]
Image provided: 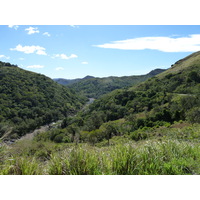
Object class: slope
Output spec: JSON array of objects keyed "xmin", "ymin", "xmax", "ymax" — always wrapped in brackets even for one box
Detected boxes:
[
  {"xmin": 56, "ymin": 51, "xmax": 200, "ymax": 144},
  {"xmin": 157, "ymin": 51, "xmax": 200, "ymax": 78},
  {"xmin": 0, "ymin": 61, "xmax": 87, "ymax": 139},
  {"xmin": 67, "ymin": 69, "xmax": 166, "ymax": 98},
  {"xmin": 54, "ymin": 75, "xmax": 95, "ymax": 86}
]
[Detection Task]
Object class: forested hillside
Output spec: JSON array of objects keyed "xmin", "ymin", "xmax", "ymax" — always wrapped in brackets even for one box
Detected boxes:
[
  {"xmin": 45, "ymin": 51, "xmax": 200, "ymax": 144},
  {"xmin": 54, "ymin": 75, "xmax": 94, "ymax": 86},
  {"xmin": 57, "ymin": 69, "xmax": 166, "ymax": 98},
  {"xmin": 1, "ymin": 52, "xmax": 200, "ymax": 175},
  {"xmin": 0, "ymin": 61, "xmax": 87, "ymax": 139}
]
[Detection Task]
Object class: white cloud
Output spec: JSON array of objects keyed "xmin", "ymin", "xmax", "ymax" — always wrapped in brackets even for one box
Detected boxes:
[
  {"xmin": 19, "ymin": 58, "xmax": 25, "ymax": 60},
  {"xmin": 26, "ymin": 65, "xmax": 44, "ymax": 69},
  {"xmin": 0, "ymin": 55, "xmax": 10, "ymax": 59},
  {"xmin": 10, "ymin": 44, "xmax": 47, "ymax": 55},
  {"xmin": 81, "ymin": 61, "xmax": 88, "ymax": 64},
  {"xmin": 53, "ymin": 53, "xmax": 78, "ymax": 60},
  {"xmin": 25, "ymin": 27, "xmax": 39, "ymax": 35},
  {"xmin": 43, "ymin": 32, "xmax": 51, "ymax": 37},
  {"xmin": 94, "ymin": 34, "xmax": 200, "ymax": 52},
  {"xmin": 8, "ymin": 25, "xmax": 19, "ymax": 30},
  {"xmin": 36, "ymin": 49, "xmax": 47, "ymax": 55},
  {"xmin": 69, "ymin": 25, "xmax": 79, "ymax": 28},
  {"xmin": 55, "ymin": 67, "xmax": 64, "ymax": 71}
]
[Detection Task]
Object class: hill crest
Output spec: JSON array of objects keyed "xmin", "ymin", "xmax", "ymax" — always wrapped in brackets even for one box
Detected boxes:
[{"xmin": 158, "ymin": 51, "xmax": 200, "ymax": 78}]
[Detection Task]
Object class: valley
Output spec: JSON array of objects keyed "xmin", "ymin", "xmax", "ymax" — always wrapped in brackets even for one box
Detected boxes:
[
  {"xmin": 54, "ymin": 69, "xmax": 166, "ymax": 99},
  {"xmin": 1, "ymin": 51, "xmax": 200, "ymax": 175}
]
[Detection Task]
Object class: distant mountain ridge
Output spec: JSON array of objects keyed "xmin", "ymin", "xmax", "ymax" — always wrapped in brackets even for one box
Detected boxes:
[
  {"xmin": 54, "ymin": 68, "xmax": 166, "ymax": 98},
  {"xmin": 54, "ymin": 69, "xmax": 166, "ymax": 86},
  {"xmin": 54, "ymin": 75, "xmax": 95, "ymax": 86},
  {"xmin": 66, "ymin": 51, "xmax": 200, "ymax": 138}
]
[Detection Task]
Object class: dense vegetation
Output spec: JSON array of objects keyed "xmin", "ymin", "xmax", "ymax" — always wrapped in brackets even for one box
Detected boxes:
[
  {"xmin": 56, "ymin": 69, "xmax": 166, "ymax": 98},
  {"xmin": 1, "ymin": 123, "xmax": 200, "ymax": 175},
  {"xmin": 54, "ymin": 75, "xmax": 94, "ymax": 86},
  {"xmin": 44, "ymin": 51, "xmax": 200, "ymax": 145},
  {"xmin": 1, "ymin": 51, "xmax": 200, "ymax": 175},
  {"xmin": 0, "ymin": 61, "xmax": 87, "ymax": 140}
]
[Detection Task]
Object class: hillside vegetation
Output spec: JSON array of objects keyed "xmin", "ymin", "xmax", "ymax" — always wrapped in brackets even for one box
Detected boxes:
[
  {"xmin": 1, "ymin": 123, "xmax": 200, "ymax": 175},
  {"xmin": 157, "ymin": 51, "xmax": 200, "ymax": 78},
  {"xmin": 0, "ymin": 61, "xmax": 87, "ymax": 140},
  {"xmin": 1, "ymin": 51, "xmax": 200, "ymax": 175},
  {"xmin": 47, "ymin": 51, "xmax": 200, "ymax": 145},
  {"xmin": 57, "ymin": 69, "xmax": 166, "ymax": 98},
  {"xmin": 54, "ymin": 75, "xmax": 94, "ymax": 86}
]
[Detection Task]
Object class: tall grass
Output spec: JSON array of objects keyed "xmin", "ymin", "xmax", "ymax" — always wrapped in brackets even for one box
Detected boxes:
[
  {"xmin": 0, "ymin": 156, "xmax": 42, "ymax": 175},
  {"xmin": 134, "ymin": 140, "xmax": 199, "ymax": 175},
  {"xmin": 48, "ymin": 145, "xmax": 105, "ymax": 175},
  {"xmin": 1, "ymin": 137, "xmax": 200, "ymax": 175},
  {"xmin": 46, "ymin": 140, "xmax": 200, "ymax": 175}
]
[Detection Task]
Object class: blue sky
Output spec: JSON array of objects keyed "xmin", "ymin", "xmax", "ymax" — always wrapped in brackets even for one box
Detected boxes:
[{"xmin": 1, "ymin": 25, "xmax": 200, "ymax": 79}]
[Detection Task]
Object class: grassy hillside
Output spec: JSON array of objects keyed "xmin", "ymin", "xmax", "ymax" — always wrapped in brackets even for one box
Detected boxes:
[
  {"xmin": 0, "ymin": 61, "xmax": 87, "ymax": 139},
  {"xmin": 66, "ymin": 69, "xmax": 166, "ymax": 98},
  {"xmin": 2, "ymin": 123, "xmax": 200, "ymax": 175},
  {"xmin": 157, "ymin": 51, "xmax": 200, "ymax": 78}
]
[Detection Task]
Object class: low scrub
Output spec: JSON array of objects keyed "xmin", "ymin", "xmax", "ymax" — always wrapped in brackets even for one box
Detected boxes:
[{"xmin": 1, "ymin": 137, "xmax": 200, "ymax": 175}]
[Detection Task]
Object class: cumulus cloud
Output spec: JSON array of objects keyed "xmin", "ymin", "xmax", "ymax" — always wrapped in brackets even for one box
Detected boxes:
[
  {"xmin": 26, "ymin": 65, "xmax": 44, "ymax": 69},
  {"xmin": 81, "ymin": 61, "xmax": 88, "ymax": 64},
  {"xmin": 10, "ymin": 44, "xmax": 47, "ymax": 55},
  {"xmin": 53, "ymin": 53, "xmax": 78, "ymax": 60},
  {"xmin": 94, "ymin": 34, "xmax": 200, "ymax": 52},
  {"xmin": 43, "ymin": 32, "xmax": 51, "ymax": 37},
  {"xmin": 8, "ymin": 25, "xmax": 19, "ymax": 30},
  {"xmin": 25, "ymin": 27, "xmax": 39, "ymax": 35},
  {"xmin": 55, "ymin": 67, "xmax": 64, "ymax": 71},
  {"xmin": 0, "ymin": 55, "xmax": 10, "ymax": 59}
]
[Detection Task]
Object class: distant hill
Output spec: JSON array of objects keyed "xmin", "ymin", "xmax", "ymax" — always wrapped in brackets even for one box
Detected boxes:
[
  {"xmin": 0, "ymin": 61, "xmax": 86, "ymax": 139},
  {"xmin": 62, "ymin": 51, "xmax": 200, "ymax": 137},
  {"xmin": 56, "ymin": 69, "xmax": 166, "ymax": 99},
  {"xmin": 54, "ymin": 75, "xmax": 95, "ymax": 86}
]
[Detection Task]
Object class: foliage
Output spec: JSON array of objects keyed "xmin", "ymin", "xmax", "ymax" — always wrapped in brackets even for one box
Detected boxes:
[
  {"xmin": 65, "ymin": 62, "xmax": 200, "ymax": 142},
  {"xmin": 2, "ymin": 51, "xmax": 200, "ymax": 175},
  {"xmin": 66, "ymin": 69, "xmax": 166, "ymax": 98},
  {"xmin": 2, "ymin": 130, "xmax": 200, "ymax": 174},
  {"xmin": 0, "ymin": 61, "xmax": 87, "ymax": 139},
  {"xmin": 186, "ymin": 107, "xmax": 200, "ymax": 123}
]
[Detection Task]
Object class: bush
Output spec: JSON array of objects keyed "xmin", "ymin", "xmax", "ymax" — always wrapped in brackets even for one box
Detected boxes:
[
  {"xmin": 54, "ymin": 134, "xmax": 64, "ymax": 143},
  {"xmin": 130, "ymin": 129, "xmax": 148, "ymax": 141},
  {"xmin": 186, "ymin": 107, "xmax": 200, "ymax": 123}
]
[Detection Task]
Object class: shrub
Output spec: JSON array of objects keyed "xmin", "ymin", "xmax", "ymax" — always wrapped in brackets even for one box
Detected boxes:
[
  {"xmin": 186, "ymin": 107, "xmax": 200, "ymax": 123},
  {"xmin": 130, "ymin": 129, "xmax": 148, "ymax": 141},
  {"xmin": 53, "ymin": 134, "xmax": 64, "ymax": 143}
]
